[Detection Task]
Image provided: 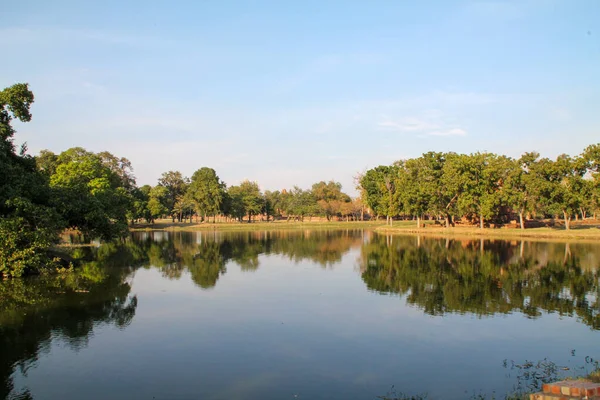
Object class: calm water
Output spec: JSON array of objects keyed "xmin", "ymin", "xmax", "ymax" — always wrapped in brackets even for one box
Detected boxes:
[{"xmin": 1, "ymin": 230, "xmax": 599, "ymax": 400}]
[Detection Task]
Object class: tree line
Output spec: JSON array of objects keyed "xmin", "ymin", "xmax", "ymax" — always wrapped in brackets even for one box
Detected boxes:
[
  {"xmin": 358, "ymin": 147, "xmax": 600, "ymax": 229},
  {"xmin": 124, "ymin": 170, "xmax": 362, "ymax": 226},
  {"xmin": 0, "ymin": 84, "xmax": 359, "ymax": 277},
  {"xmin": 2, "ymin": 82, "xmax": 600, "ymax": 277}
]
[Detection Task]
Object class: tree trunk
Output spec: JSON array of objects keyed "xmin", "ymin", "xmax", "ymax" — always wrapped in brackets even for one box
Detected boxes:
[
  {"xmin": 480, "ymin": 214, "xmax": 484, "ymax": 229},
  {"xmin": 563, "ymin": 243, "xmax": 571, "ymax": 264},
  {"xmin": 416, "ymin": 215, "xmax": 421, "ymax": 228},
  {"xmin": 580, "ymin": 208, "xmax": 586, "ymax": 220},
  {"xmin": 563, "ymin": 210, "xmax": 570, "ymax": 230},
  {"xmin": 520, "ymin": 241, "xmax": 524, "ymax": 258},
  {"xmin": 519, "ymin": 210, "xmax": 525, "ymax": 230}
]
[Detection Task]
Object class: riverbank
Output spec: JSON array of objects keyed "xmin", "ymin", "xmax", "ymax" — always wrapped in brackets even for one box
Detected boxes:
[
  {"xmin": 129, "ymin": 219, "xmax": 386, "ymax": 232},
  {"xmin": 376, "ymin": 220, "xmax": 600, "ymax": 241},
  {"xmin": 128, "ymin": 219, "xmax": 600, "ymax": 240}
]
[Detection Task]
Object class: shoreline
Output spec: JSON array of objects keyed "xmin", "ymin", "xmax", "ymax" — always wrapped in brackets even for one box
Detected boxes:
[
  {"xmin": 129, "ymin": 220, "xmax": 385, "ymax": 232},
  {"xmin": 375, "ymin": 224, "xmax": 600, "ymax": 241},
  {"xmin": 126, "ymin": 219, "xmax": 600, "ymax": 241}
]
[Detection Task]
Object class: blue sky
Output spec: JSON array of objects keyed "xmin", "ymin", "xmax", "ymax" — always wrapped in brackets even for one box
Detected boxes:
[{"xmin": 2, "ymin": 0, "xmax": 599, "ymax": 195}]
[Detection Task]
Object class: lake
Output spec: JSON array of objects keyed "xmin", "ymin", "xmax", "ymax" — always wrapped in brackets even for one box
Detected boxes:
[{"xmin": 1, "ymin": 230, "xmax": 599, "ymax": 400}]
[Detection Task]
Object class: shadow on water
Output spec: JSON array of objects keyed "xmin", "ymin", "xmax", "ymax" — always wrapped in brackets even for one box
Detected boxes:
[{"xmin": 359, "ymin": 235, "xmax": 600, "ymax": 328}]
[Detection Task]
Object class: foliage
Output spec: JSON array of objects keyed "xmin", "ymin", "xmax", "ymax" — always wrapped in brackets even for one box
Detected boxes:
[
  {"xmin": 188, "ymin": 167, "xmax": 225, "ymax": 221},
  {"xmin": 158, "ymin": 170, "xmax": 189, "ymax": 221},
  {"xmin": 47, "ymin": 147, "xmax": 133, "ymax": 240},
  {"xmin": 227, "ymin": 180, "xmax": 264, "ymax": 222},
  {"xmin": 0, "ymin": 83, "xmax": 62, "ymax": 277},
  {"xmin": 358, "ymin": 146, "xmax": 600, "ymax": 229}
]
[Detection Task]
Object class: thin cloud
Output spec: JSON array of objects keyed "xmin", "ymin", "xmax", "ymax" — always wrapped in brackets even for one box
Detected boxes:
[
  {"xmin": 427, "ymin": 128, "xmax": 467, "ymax": 137},
  {"xmin": 378, "ymin": 117, "xmax": 439, "ymax": 132},
  {"xmin": 0, "ymin": 26, "xmax": 172, "ymax": 48}
]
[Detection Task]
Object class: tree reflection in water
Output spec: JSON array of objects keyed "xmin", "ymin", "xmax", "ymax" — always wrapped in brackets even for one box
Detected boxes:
[
  {"xmin": 360, "ymin": 235, "xmax": 600, "ymax": 329},
  {"xmin": 132, "ymin": 229, "xmax": 364, "ymax": 289},
  {"xmin": 3, "ymin": 230, "xmax": 598, "ymax": 399},
  {"xmin": 0, "ymin": 242, "xmax": 142, "ymax": 400}
]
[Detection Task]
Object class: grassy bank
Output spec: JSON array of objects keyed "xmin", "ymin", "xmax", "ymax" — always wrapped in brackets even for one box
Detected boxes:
[
  {"xmin": 130, "ymin": 219, "xmax": 386, "ymax": 232},
  {"xmin": 129, "ymin": 219, "xmax": 600, "ymax": 240},
  {"xmin": 376, "ymin": 220, "xmax": 600, "ymax": 241}
]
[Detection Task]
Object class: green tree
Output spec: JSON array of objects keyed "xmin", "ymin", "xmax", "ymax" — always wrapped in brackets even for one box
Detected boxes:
[
  {"xmin": 312, "ymin": 180, "xmax": 351, "ymax": 221},
  {"xmin": 147, "ymin": 185, "xmax": 169, "ymax": 222},
  {"xmin": 359, "ymin": 166, "xmax": 399, "ymax": 224},
  {"xmin": 187, "ymin": 167, "xmax": 225, "ymax": 222},
  {"xmin": 158, "ymin": 171, "xmax": 189, "ymax": 222},
  {"xmin": 238, "ymin": 180, "xmax": 264, "ymax": 222},
  {"xmin": 503, "ymin": 153, "xmax": 542, "ymax": 229},
  {"xmin": 538, "ymin": 155, "xmax": 585, "ymax": 230},
  {"xmin": 49, "ymin": 148, "xmax": 132, "ymax": 240},
  {"xmin": 287, "ymin": 187, "xmax": 319, "ymax": 221},
  {"xmin": 0, "ymin": 83, "xmax": 63, "ymax": 277}
]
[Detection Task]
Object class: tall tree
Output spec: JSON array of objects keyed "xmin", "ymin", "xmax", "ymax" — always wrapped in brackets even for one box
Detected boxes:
[
  {"xmin": 49, "ymin": 147, "xmax": 132, "ymax": 240},
  {"xmin": 538, "ymin": 155, "xmax": 585, "ymax": 230},
  {"xmin": 0, "ymin": 83, "xmax": 62, "ymax": 277},
  {"xmin": 503, "ymin": 153, "xmax": 542, "ymax": 229},
  {"xmin": 158, "ymin": 171, "xmax": 189, "ymax": 222},
  {"xmin": 187, "ymin": 167, "xmax": 225, "ymax": 222},
  {"xmin": 359, "ymin": 166, "xmax": 398, "ymax": 224},
  {"xmin": 147, "ymin": 185, "xmax": 169, "ymax": 223},
  {"xmin": 238, "ymin": 180, "xmax": 264, "ymax": 222}
]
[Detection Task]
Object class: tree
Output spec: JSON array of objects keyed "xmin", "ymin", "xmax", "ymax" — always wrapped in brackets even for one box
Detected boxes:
[
  {"xmin": 224, "ymin": 186, "xmax": 247, "ymax": 221},
  {"xmin": 127, "ymin": 185, "xmax": 150, "ymax": 225},
  {"xmin": 399, "ymin": 158, "xmax": 432, "ymax": 228},
  {"xmin": 49, "ymin": 148, "xmax": 132, "ymax": 240},
  {"xmin": 147, "ymin": 185, "xmax": 169, "ymax": 223},
  {"xmin": 359, "ymin": 166, "xmax": 398, "ymax": 224},
  {"xmin": 504, "ymin": 153, "xmax": 541, "ymax": 229},
  {"xmin": 286, "ymin": 187, "xmax": 318, "ymax": 221},
  {"xmin": 537, "ymin": 155, "xmax": 585, "ymax": 230},
  {"xmin": 97, "ymin": 151, "xmax": 136, "ymax": 190},
  {"xmin": 238, "ymin": 180, "xmax": 264, "ymax": 222},
  {"xmin": 0, "ymin": 83, "xmax": 63, "ymax": 277},
  {"xmin": 187, "ymin": 167, "xmax": 225, "ymax": 222},
  {"xmin": 453, "ymin": 153, "xmax": 509, "ymax": 228},
  {"xmin": 263, "ymin": 190, "xmax": 280, "ymax": 221},
  {"xmin": 158, "ymin": 171, "xmax": 189, "ymax": 222},
  {"xmin": 35, "ymin": 150, "xmax": 59, "ymax": 176}
]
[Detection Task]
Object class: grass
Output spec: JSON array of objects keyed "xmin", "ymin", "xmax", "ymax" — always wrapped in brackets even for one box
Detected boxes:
[
  {"xmin": 130, "ymin": 218, "xmax": 600, "ymax": 240},
  {"xmin": 376, "ymin": 220, "xmax": 600, "ymax": 241}
]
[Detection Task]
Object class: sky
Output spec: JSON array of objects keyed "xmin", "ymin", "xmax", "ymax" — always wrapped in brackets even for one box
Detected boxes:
[{"xmin": 1, "ymin": 0, "xmax": 599, "ymax": 195}]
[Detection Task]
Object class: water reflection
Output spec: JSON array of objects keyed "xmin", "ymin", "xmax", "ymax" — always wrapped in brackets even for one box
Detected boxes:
[
  {"xmin": 360, "ymin": 235, "xmax": 600, "ymax": 328},
  {"xmin": 2, "ymin": 230, "xmax": 600, "ymax": 400},
  {"xmin": 0, "ymin": 243, "xmax": 141, "ymax": 400},
  {"xmin": 133, "ymin": 229, "xmax": 364, "ymax": 288}
]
